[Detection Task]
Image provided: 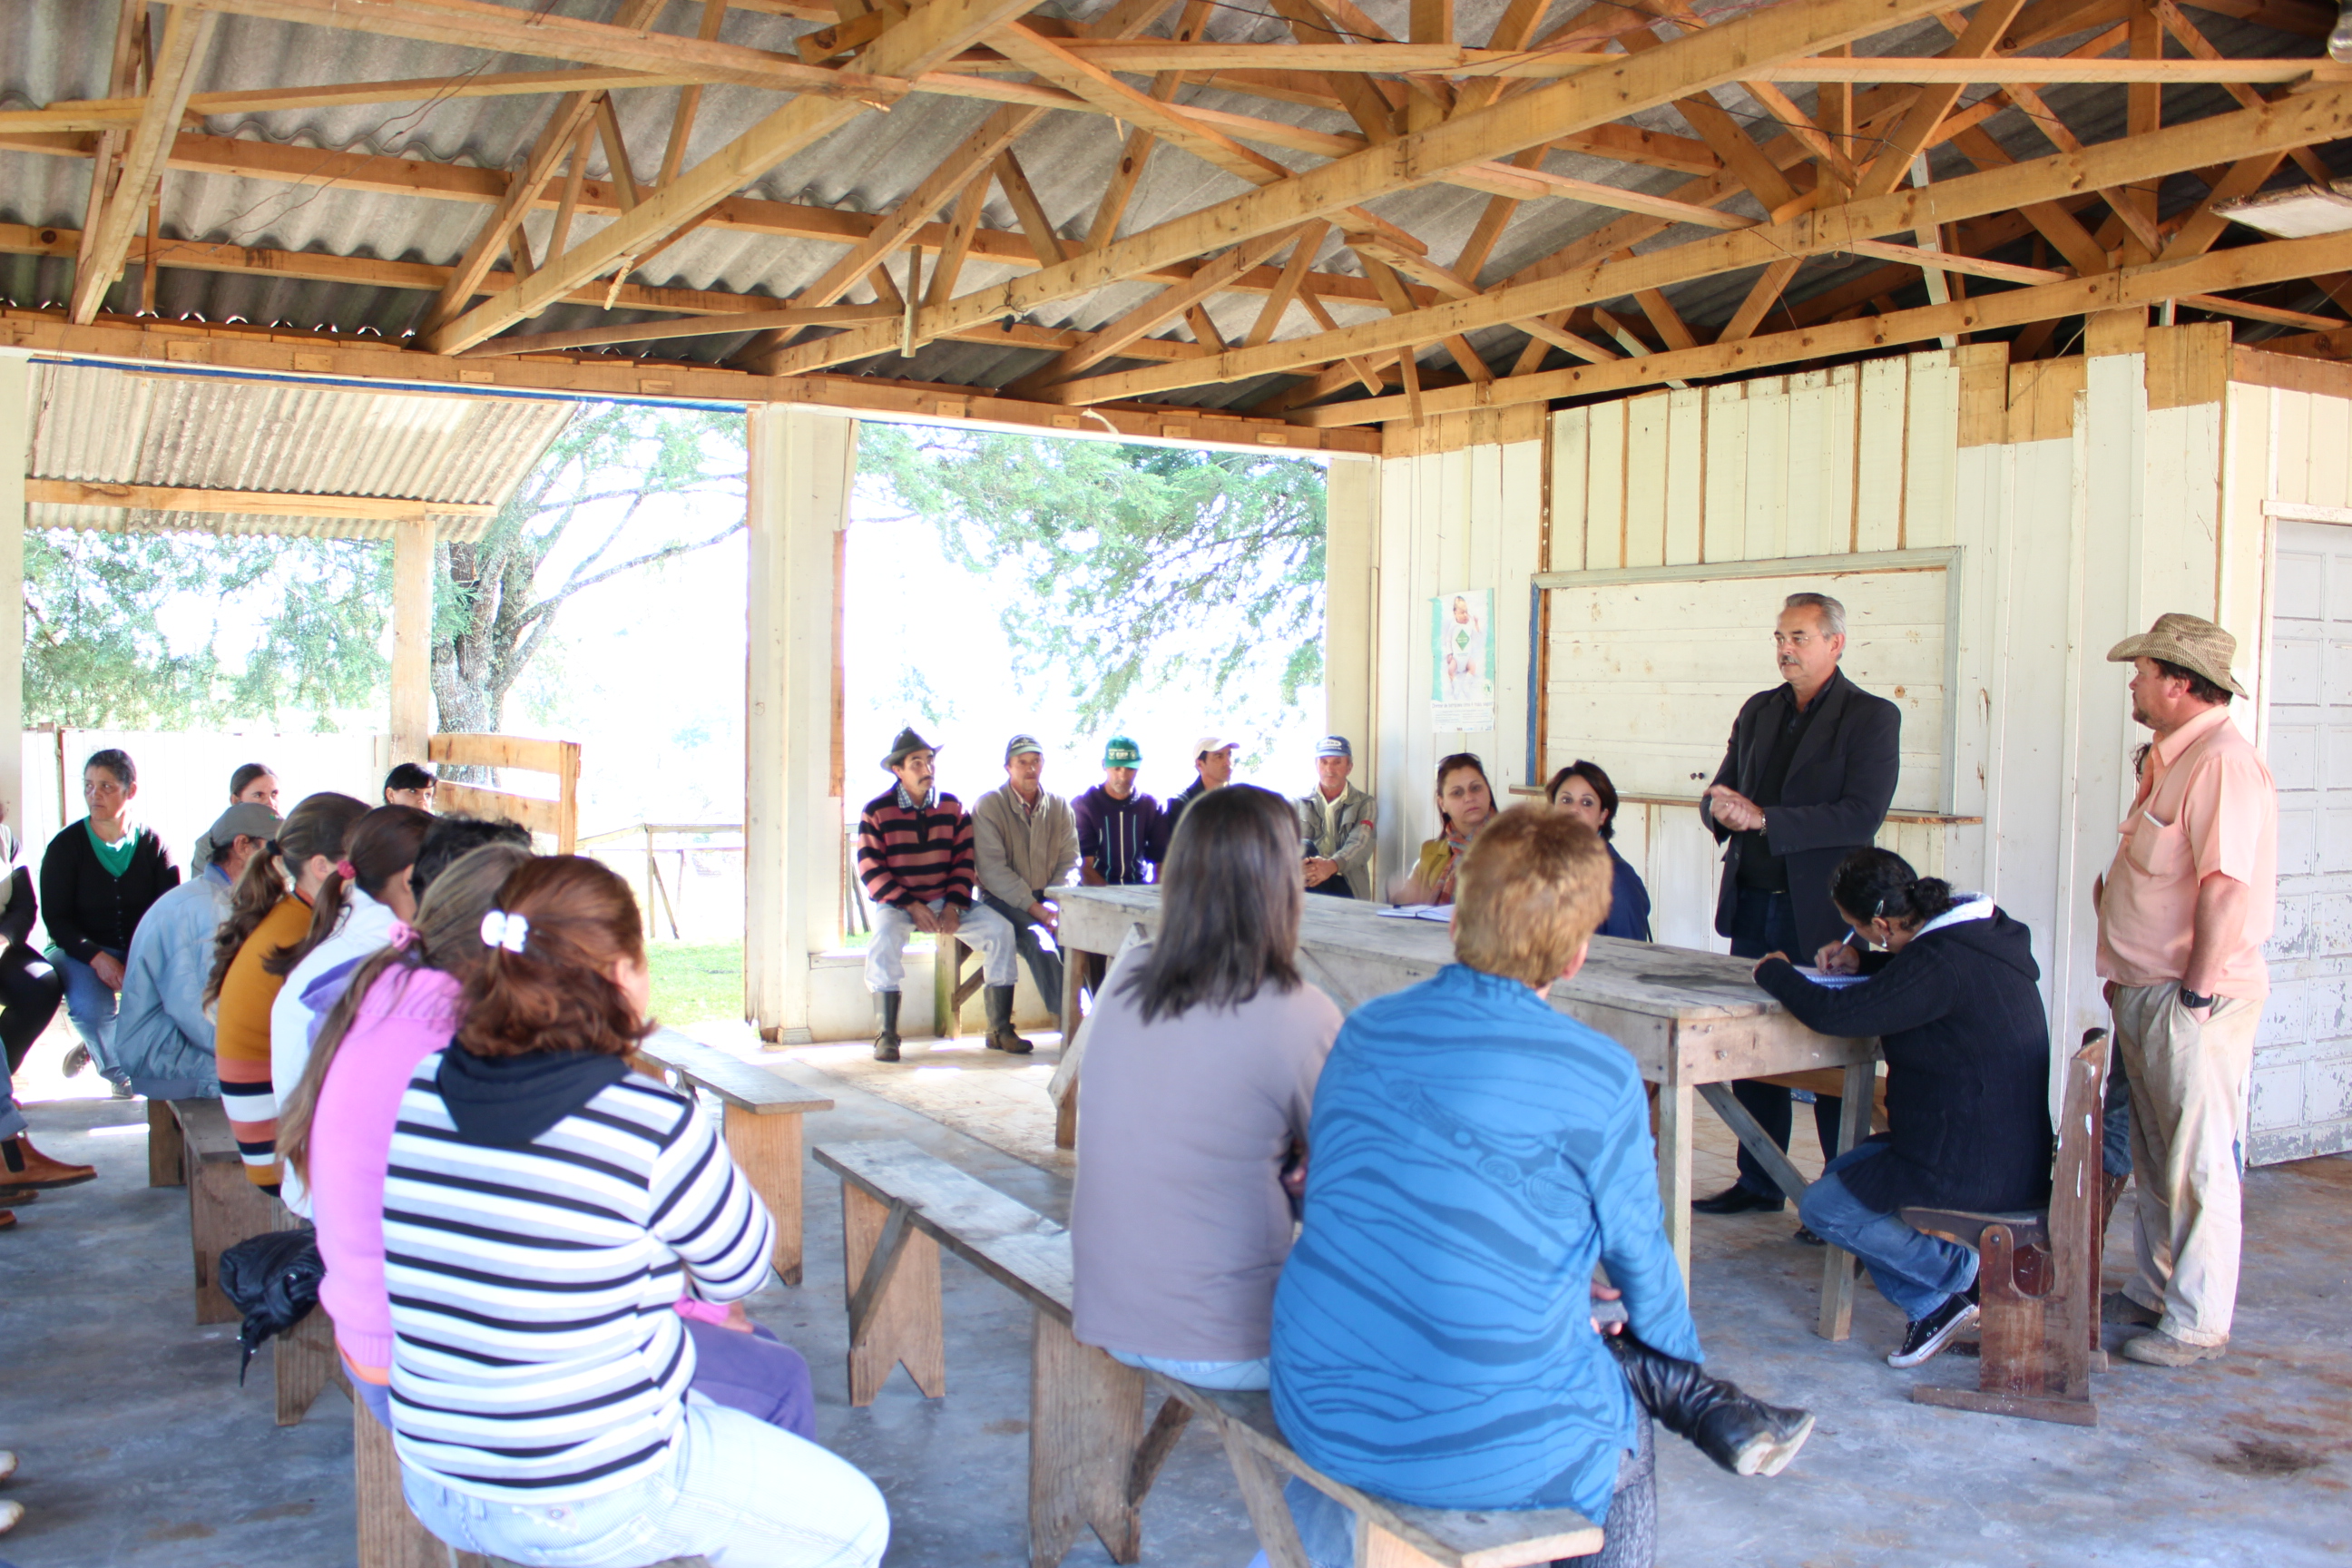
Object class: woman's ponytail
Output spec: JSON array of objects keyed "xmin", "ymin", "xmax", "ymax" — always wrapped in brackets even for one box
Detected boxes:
[
  {"xmin": 206, "ymin": 841, "xmax": 289, "ymax": 1006},
  {"xmin": 458, "ymin": 857, "xmax": 651, "ymax": 1062}
]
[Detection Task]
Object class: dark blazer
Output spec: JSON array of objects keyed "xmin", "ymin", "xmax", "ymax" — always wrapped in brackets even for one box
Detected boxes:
[
  {"xmin": 1754, "ymin": 905, "xmax": 2053, "ymax": 1215},
  {"xmin": 1702, "ymin": 667, "xmax": 1900, "ymax": 956}
]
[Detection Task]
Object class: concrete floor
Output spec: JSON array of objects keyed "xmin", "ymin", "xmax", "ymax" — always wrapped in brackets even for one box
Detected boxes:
[{"xmin": 4, "ymin": 1038, "xmax": 2349, "ymax": 1568}]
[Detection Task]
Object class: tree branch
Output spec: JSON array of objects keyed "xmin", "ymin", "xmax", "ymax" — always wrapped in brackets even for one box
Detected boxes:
[{"xmin": 514, "ymin": 518, "xmax": 749, "ymax": 629}]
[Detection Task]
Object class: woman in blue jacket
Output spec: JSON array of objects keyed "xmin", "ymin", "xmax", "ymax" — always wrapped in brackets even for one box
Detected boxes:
[{"xmin": 1547, "ymin": 761, "xmax": 1651, "ymax": 942}]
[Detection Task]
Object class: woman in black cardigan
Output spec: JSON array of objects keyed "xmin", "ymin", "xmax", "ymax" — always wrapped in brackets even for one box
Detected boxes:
[
  {"xmin": 40, "ymin": 750, "xmax": 179, "ymax": 1089},
  {"xmin": 1752, "ymin": 848, "xmax": 2052, "ymax": 1372}
]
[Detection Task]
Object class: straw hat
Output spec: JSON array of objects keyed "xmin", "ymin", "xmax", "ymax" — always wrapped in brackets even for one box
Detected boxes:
[{"xmin": 2105, "ymin": 612, "xmax": 2248, "ymax": 698}]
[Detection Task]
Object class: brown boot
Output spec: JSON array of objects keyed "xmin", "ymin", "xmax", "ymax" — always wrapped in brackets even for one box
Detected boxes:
[
  {"xmin": 2, "ymin": 1136, "xmax": 96, "ymax": 1190},
  {"xmin": 0, "ymin": 1210, "xmax": 15, "ymax": 1230},
  {"xmin": 0, "ymin": 1187, "xmax": 36, "ymax": 1206}
]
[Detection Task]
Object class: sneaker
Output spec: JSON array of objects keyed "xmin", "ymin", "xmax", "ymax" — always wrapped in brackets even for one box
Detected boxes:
[
  {"xmin": 0, "ymin": 1496, "xmax": 20, "ymax": 1534},
  {"xmin": 2101, "ymin": 1290, "xmax": 2161, "ymax": 1328},
  {"xmin": 109, "ymin": 1074, "xmax": 135, "ymax": 1101},
  {"xmin": 61, "ymin": 1044, "xmax": 88, "ymax": 1078},
  {"xmin": 1888, "ymin": 1293, "xmax": 1979, "ymax": 1368},
  {"xmin": 2121, "ymin": 1329, "xmax": 2226, "ymax": 1367}
]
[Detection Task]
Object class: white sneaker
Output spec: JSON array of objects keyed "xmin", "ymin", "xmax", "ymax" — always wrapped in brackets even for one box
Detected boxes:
[{"xmin": 0, "ymin": 1497, "xmax": 23, "ymax": 1534}]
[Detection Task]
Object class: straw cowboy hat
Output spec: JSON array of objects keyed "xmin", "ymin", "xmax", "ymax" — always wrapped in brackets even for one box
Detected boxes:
[{"xmin": 2105, "ymin": 612, "xmax": 2249, "ymax": 699}]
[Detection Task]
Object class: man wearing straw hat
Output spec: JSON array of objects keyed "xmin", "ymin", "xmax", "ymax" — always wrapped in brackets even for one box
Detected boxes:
[{"xmin": 2094, "ymin": 613, "xmax": 2277, "ymax": 1368}]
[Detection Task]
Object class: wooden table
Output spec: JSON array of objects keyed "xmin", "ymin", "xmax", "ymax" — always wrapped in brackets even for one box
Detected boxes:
[{"xmin": 1056, "ymin": 886, "xmax": 1880, "ymax": 1339}]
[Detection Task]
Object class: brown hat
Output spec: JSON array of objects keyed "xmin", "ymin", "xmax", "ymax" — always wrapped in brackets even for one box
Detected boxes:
[{"xmin": 2105, "ymin": 612, "xmax": 2248, "ymax": 699}]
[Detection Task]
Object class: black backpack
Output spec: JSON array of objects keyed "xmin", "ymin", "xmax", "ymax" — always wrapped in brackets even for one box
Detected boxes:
[{"xmin": 217, "ymin": 1228, "xmax": 325, "ymax": 1381}]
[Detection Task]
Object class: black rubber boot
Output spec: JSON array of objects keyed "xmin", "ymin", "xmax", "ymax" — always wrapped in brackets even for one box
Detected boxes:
[
  {"xmin": 984, "ymin": 985, "xmax": 1034, "ymax": 1054},
  {"xmin": 873, "ymin": 992, "xmax": 902, "ymax": 1063},
  {"xmin": 1607, "ymin": 1332, "xmax": 1813, "ymax": 1477}
]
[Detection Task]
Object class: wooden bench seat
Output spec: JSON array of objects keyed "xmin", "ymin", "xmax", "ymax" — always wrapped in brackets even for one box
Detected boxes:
[
  {"xmin": 629, "ymin": 1028, "xmax": 834, "ymax": 1286},
  {"xmin": 815, "ymin": 1138, "xmax": 1600, "ymax": 1568}
]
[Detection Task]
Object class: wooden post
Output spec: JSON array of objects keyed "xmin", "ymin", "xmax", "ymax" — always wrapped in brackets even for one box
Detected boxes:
[
  {"xmin": 1324, "ymin": 455, "xmax": 1378, "ymax": 814},
  {"xmin": 1655, "ymin": 1082, "xmax": 1694, "ymax": 1289},
  {"xmin": 0, "ymin": 351, "xmax": 26, "ymax": 828},
  {"xmin": 388, "ymin": 515, "xmax": 434, "ymax": 766},
  {"xmin": 745, "ymin": 407, "xmax": 856, "ymax": 1043}
]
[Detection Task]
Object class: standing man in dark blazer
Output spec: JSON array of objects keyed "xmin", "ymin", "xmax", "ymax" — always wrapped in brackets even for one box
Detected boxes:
[{"xmin": 1693, "ymin": 592, "xmax": 1901, "ymax": 1218}]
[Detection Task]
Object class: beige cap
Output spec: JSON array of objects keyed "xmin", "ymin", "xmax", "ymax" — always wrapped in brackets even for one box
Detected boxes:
[{"xmin": 2105, "ymin": 612, "xmax": 2248, "ymax": 699}]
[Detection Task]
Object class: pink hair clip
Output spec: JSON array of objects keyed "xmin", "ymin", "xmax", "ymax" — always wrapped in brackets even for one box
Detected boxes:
[
  {"xmin": 387, "ymin": 920, "xmax": 417, "ymax": 952},
  {"xmin": 335, "ymin": 859, "xmax": 358, "ymax": 878}
]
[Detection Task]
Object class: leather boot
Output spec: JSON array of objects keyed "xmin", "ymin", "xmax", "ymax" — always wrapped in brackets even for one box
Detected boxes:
[
  {"xmin": 873, "ymin": 992, "xmax": 903, "ymax": 1063},
  {"xmin": 2099, "ymin": 1171, "xmax": 2128, "ymax": 1242},
  {"xmin": 0, "ymin": 1210, "xmax": 14, "ymax": 1231},
  {"xmin": 1, "ymin": 1136, "xmax": 95, "ymax": 1191},
  {"xmin": 984, "ymin": 985, "xmax": 1034, "ymax": 1054},
  {"xmin": 1608, "ymin": 1332, "xmax": 1814, "ymax": 1477}
]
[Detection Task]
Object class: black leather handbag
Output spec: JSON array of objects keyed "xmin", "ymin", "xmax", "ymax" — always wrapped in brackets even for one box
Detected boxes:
[{"xmin": 217, "ymin": 1227, "xmax": 325, "ymax": 1380}]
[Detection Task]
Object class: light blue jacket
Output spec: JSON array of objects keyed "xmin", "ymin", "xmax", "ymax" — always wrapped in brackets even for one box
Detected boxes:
[{"xmin": 114, "ymin": 865, "xmax": 234, "ymax": 1100}]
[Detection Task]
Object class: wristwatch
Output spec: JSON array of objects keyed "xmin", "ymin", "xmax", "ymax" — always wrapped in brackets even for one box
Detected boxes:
[{"xmin": 2179, "ymin": 988, "xmax": 2215, "ymax": 1011}]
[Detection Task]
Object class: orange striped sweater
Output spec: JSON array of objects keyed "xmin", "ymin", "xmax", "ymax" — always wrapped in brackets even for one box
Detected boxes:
[{"xmin": 214, "ymin": 895, "xmax": 311, "ymax": 1187}]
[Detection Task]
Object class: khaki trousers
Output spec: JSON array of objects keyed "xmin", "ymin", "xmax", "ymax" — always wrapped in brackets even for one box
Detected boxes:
[{"xmin": 2111, "ymin": 982, "xmax": 2259, "ymax": 1347}]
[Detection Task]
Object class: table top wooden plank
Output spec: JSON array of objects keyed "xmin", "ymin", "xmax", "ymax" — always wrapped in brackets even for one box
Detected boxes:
[
  {"xmin": 638, "ymin": 1028, "xmax": 835, "ymax": 1115},
  {"xmin": 816, "ymin": 1139, "xmax": 1074, "ymax": 1316}
]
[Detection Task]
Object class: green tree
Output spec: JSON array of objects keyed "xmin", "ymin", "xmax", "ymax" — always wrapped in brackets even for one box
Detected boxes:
[
  {"xmin": 24, "ymin": 528, "xmax": 387, "ymax": 730},
  {"xmin": 434, "ymin": 402, "xmax": 748, "ymax": 736},
  {"xmin": 858, "ymin": 427, "xmax": 1327, "ymax": 731}
]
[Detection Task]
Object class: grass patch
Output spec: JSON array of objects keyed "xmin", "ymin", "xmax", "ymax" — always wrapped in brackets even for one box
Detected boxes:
[{"xmin": 649, "ymin": 940, "xmax": 744, "ymax": 1025}]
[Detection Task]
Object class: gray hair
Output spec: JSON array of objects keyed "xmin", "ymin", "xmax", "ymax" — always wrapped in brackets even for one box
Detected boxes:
[{"xmin": 1783, "ymin": 592, "xmax": 1847, "ymax": 639}]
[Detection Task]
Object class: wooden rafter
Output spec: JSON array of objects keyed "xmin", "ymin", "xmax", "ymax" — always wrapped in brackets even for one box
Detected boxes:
[
  {"xmin": 27, "ymin": 479, "xmax": 495, "ymax": 522},
  {"xmin": 70, "ymin": 6, "xmax": 217, "ymax": 324}
]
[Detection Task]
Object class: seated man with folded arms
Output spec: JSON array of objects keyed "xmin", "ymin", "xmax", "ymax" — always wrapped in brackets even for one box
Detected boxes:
[
  {"xmin": 1294, "ymin": 736, "xmax": 1375, "ymax": 900},
  {"xmin": 114, "ymin": 802, "xmax": 280, "ymax": 1102},
  {"xmin": 972, "ymin": 733, "xmax": 1079, "ymax": 1054},
  {"xmin": 858, "ymin": 728, "xmax": 1017, "ymax": 1064},
  {"xmin": 1269, "ymin": 808, "xmax": 1810, "ymax": 1568}
]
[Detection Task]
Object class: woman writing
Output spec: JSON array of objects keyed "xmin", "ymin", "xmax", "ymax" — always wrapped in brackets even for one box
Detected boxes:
[
  {"xmin": 385, "ymin": 858, "xmax": 886, "ymax": 1568},
  {"xmin": 1072, "ymin": 785, "xmax": 1344, "ymax": 1390},
  {"xmin": 1754, "ymin": 848, "xmax": 2053, "ymax": 1371},
  {"xmin": 209, "ymin": 792, "xmax": 368, "ymax": 1191},
  {"xmin": 1547, "ymin": 760, "xmax": 1651, "ymax": 942},
  {"xmin": 1400, "ymin": 753, "xmax": 1494, "ymax": 906}
]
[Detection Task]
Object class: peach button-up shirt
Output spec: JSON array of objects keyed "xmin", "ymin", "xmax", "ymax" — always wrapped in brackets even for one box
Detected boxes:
[{"xmin": 2096, "ymin": 704, "xmax": 2278, "ymax": 1001}]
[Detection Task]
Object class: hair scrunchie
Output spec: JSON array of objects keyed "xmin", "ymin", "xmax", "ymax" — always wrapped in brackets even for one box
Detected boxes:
[
  {"xmin": 387, "ymin": 920, "xmax": 417, "ymax": 952},
  {"xmin": 335, "ymin": 859, "xmax": 358, "ymax": 879},
  {"xmin": 480, "ymin": 909, "xmax": 530, "ymax": 953}
]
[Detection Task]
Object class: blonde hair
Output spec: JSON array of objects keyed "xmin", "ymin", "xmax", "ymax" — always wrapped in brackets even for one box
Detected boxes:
[{"xmin": 1451, "ymin": 806, "xmax": 1612, "ymax": 986}]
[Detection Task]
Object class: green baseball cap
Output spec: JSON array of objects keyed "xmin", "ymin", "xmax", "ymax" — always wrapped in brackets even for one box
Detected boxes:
[{"xmin": 1102, "ymin": 736, "xmax": 1142, "ymax": 768}]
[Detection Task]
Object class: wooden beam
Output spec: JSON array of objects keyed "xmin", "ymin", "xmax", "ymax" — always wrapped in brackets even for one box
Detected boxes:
[
  {"xmin": 27, "ymin": 479, "xmax": 495, "ymax": 522},
  {"xmin": 153, "ymin": 0, "xmax": 901, "ymax": 101},
  {"xmin": 2153, "ymin": 0, "xmax": 2334, "ymax": 183},
  {"xmin": 1850, "ymin": 0, "xmax": 2032, "ymax": 201},
  {"xmin": 71, "ymin": 8, "xmax": 217, "ymax": 325},
  {"xmin": 1292, "ymin": 232, "xmax": 2352, "ymax": 425},
  {"xmin": 462, "ymin": 304, "xmax": 897, "ymax": 356},
  {"xmin": 768, "ymin": 0, "xmax": 1961, "ymax": 376},
  {"xmin": 426, "ymin": 0, "xmax": 1050, "ymax": 353},
  {"xmin": 1012, "ymin": 226, "xmax": 1308, "ymax": 393},
  {"xmin": 993, "ymin": 149, "xmax": 1066, "ymax": 266},
  {"xmin": 1031, "ymin": 85, "xmax": 2352, "ymax": 404},
  {"xmin": 2161, "ymin": 151, "xmax": 2288, "ymax": 260},
  {"xmin": 425, "ymin": 89, "xmax": 612, "ymax": 332},
  {"xmin": 1244, "ymin": 220, "xmax": 1329, "ymax": 347},
  {"xmin": 659, "ymin": 1, "xmax": 732, "ymax": 190}
]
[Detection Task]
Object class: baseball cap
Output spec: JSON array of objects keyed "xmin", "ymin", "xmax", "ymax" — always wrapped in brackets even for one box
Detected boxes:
[
  {"xmin": 1102, "ymin": 737, "xmax": 1142, "ymax": 768},
  {"xmin": 1004, "ymin": 733, "xmax": 1044, "ymax": 763},
  {"xmin": 1315, "ymin": 736, "xmax": 1352, "ymax": 759},
  {"xmin": 207, "ymin": 802, "xmax": 283, "ymax": 847},
  {"xmin": 1192, "ymin": 734, "xmax": 1238, "ymax": 760}
]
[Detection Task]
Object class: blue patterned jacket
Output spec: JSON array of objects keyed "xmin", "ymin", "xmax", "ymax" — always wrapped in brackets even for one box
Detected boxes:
[{"xmin": 1270, "ymin": 963, "xmax": 1700, "ymax": 1521}]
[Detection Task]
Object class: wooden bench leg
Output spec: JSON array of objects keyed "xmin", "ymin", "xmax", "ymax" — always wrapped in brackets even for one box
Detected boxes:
[
  {"xmin": 1027, "ymin": 1314, "xmax": 1158, "ymax": 1568},
  {"xmin": 1817, "ymin": 1061, "xmax": 1875, "ymax": 1342},
  {"xmin": 191, "ymin": 1163, "xmax": 274, "ymax": 1325},
  {"xmin": 1911, "ymin": 1226, "xmax": 2096, "ymax": 1426},
  {"xmin": 1215, "ymin": 1423, "xmax": 1312, "ymax": 1568},
  {"xmin": 149, "ymin": 1098, "xmax": 185, "ymax": 1187},
  {"xmin": 728, "ymin": 1105, "xmax": 806, "ymax": 1287},
  {"xmin": 355, "ymin": 1396, "xmax": 448, "ymax": 1568},
  {"xmin": 1654, "ymin": 1083, "xmax": 1693, "ymax": 1289},
  {"xmin": 277, "ymin": 1308, "xmax": 341, "ymax": 1426},
  {"xmin": 841, "ymin": 1184, "xmax": 942, "ymax": 1406}
]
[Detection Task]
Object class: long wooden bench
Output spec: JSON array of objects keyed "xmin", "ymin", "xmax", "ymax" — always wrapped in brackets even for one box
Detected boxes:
[
  {"xmin": 629, "ymin": 1028, "xmax": 834, "ymax": 1287},
  {"xmin": 815, "ymin": 1138, "xmax": 1600, "ymax": 1568},
  {"xmin": 151, "ymin": 1097, "xmax": 341, "ymax": 1424}
]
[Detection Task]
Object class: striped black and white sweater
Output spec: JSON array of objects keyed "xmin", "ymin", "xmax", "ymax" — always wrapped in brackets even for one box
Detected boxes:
[{"xmin": 383, "ymin": 1050, "xmax": 773, "ymax": 1501}]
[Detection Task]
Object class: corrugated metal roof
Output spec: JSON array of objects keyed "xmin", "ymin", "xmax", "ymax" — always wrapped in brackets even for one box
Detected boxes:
[
  {"xmin": 24, "ymin": 361, "xmax": 574, "ymax": 540},
  {"xmin": 0, "ymin": 1, "xmax": 2339, "ymax": 407}
]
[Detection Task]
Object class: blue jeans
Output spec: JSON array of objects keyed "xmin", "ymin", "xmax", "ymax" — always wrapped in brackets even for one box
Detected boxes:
[
  {"xmin": 48, "ymin": 946, "xmax": 127, "ymax": 1078},
  {"xmin": 0, "ymin": 1047, "xmax": 24, "ymax": 1142},
  {"xmin": 403, "ymin": 1393, "xmax": 887, "ymax": 1568},
  {"xmin": 1105, "ymin": 1348, "xmax": 1269, "ymax": 1391},
  {"xmin": 1262, "ymin": 1420, "xmax": 1656, "ymax": 1568},
  {"xmin": 2102, "ymin": 1048, "xmax": 2132, "ymax": 1179},
  {"xmin": 1797, "ymin": 1143, "xmax": 1978, "ymax": 1322},
  {"xmin": 1726, "ymin": 891, "xmax": 1841, "ymax": 1196}
]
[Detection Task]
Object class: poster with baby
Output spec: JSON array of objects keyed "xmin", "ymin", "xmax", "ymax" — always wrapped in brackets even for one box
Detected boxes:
[{"xmin": 1430, "ymin": 588, "xmax": 1495, "ymax": 732}]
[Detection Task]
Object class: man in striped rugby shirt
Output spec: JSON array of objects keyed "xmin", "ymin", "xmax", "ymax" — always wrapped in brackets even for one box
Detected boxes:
[{"xmin": 858, "ymin": 728, "xmax": 1016, "ymax": 1063}]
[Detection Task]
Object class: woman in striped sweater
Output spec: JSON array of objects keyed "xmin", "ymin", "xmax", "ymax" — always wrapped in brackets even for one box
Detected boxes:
[{"xmin": 385, "ymin": 857, "xmax": 887, "ymax": 1568}]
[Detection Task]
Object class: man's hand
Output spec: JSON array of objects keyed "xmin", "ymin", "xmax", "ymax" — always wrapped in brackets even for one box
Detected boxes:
[
  {"xmin": 91, "ymin": 953, "xmax": 126, "ymax": 991},
  {"xmin": 1704, "ymin": 785, "xmax": 1765, "ymax": 833},
  {"xmin": 1590, "ymin": 1280, "xmax": 1625, "ymax": 1337},
  {"xmin": 1303, "ymin": 857, "xmax": 1337, "ymax": 887},
  {"xmin": 1080, "ymin": 860, "xmax": 1105, "ymax": 888},
  {"xmin": 1814, "ymin": 940, "xmax": 1861, "ymax": 975},
  {"xmin": 906, "ymin": 902, "xmax": 940, "ymax": 935},
  {"xmin": 1029, "ymin": 899, "xmax": 1059, "ymax": 933},
  {"xmin": 938, "ymin": 904, "xmax": 963, "ymax": 937}
]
